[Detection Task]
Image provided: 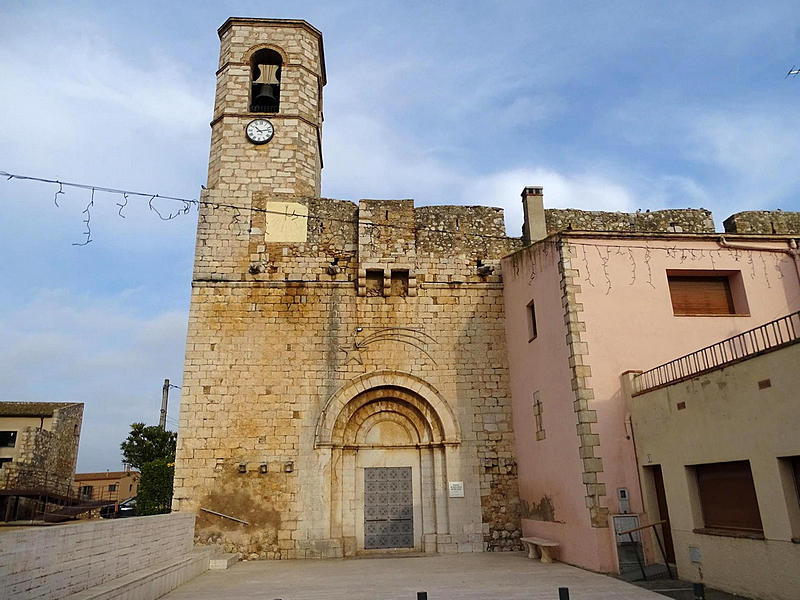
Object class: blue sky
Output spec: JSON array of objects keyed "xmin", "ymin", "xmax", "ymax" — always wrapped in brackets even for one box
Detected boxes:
[{"xmin": 0, "ymin": 1, "xmax": 798, "ymax": 471}]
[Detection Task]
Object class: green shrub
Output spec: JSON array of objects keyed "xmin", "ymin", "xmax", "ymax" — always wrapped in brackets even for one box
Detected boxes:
[{"xmin": 137, "ymin": 458, "xmax": 175, "ymax": 515}]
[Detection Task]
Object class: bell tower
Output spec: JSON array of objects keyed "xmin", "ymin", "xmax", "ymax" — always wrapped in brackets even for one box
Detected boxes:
[{"xmin": 208, "ymin": 18, "xmax": 325, "ymax": 197}]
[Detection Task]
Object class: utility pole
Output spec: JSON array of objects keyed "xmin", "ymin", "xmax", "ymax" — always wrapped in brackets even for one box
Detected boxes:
[{"xmin": 159, "ymin": 379, "xmax": 169, "ymax": 429}]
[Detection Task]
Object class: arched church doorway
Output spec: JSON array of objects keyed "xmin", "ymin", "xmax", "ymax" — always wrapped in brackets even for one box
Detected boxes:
[{"xmin": 316, "ymin": 372, "xmax": 460, "ymax": 554}]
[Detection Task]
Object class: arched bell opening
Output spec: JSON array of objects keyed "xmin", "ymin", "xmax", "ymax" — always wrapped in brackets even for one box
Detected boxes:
[{"xmin": 250, "ymin": 48, "xmax": 282, "ymax": 113}]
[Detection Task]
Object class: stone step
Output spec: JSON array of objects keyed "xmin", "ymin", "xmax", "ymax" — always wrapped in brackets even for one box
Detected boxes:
[{"xmin": 209, "ymin": 552, "xmax": 239, "ymax": 570}]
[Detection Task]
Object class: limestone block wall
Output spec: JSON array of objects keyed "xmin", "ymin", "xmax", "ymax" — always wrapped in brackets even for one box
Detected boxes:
[
  {"xmin": 176, "ymin": 197, "xmax": 524, "ymax": 558},
  {"xmin": 0, "ymin": 513, "xmax": 196, "ymax": 599},
  {"xmin": 723, "ymin": 210, "xmax": 800, "ymax": 235},
  {"xmin": 544, "ymin": 208, "xmax": 715, "ymax": 234}
]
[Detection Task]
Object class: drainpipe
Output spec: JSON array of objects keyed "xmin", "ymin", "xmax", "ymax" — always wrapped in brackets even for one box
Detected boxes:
[{"xmin": 718, "ymin": 236, "xmax": 800, "ymax": 287}]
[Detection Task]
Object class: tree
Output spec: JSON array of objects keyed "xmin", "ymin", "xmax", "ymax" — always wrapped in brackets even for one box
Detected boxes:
[
  {"xmin": 120, "ymin": 423, "xmax": 177, "ymax": 470},
  {"xmin": 120, "ymin": 423, "xmax": 177, "ymax": 516},
  {"xmin": 137, "ymin": 458, "xmax": 175, "ymax": 515}
]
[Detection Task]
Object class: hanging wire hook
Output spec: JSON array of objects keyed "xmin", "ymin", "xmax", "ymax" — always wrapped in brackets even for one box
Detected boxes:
[
  {"xmin": 117, "ymin": 192, "xmax": 129, "ymax": 218},
  {"xmin": 72, "ymin": 188, "xmax": 94, "ymax": 246},
  {"xmin": 53, "ymin": 182, "xmax": 64, "ymax": 207}
]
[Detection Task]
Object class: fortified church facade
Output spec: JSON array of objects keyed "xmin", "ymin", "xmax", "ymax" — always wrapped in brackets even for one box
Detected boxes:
[
  {"xmin": 175, "ymin": 18, "xmax": 800, "ymax": 579},
  {"xmin": 173, "ymin": 18, "xmax": 523, "ymax": 559}
]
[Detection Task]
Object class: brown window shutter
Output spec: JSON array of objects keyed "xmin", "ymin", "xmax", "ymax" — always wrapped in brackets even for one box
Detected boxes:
[
  {"xmin": 696, "ymin": 461, "xmax": 763, "ymax": 532},
  {"xmin": 668, "ymin": 276, "xmax": 735, "ymax": 315}
]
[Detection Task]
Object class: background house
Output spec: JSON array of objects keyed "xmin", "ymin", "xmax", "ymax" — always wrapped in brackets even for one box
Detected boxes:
[
  {"xmin": 0, "ymin": 401, "xmax": 84, "ymax": 521},
  {"xmin": 74, "ymin": 468, "xmax": 139, "ymax": 502}
]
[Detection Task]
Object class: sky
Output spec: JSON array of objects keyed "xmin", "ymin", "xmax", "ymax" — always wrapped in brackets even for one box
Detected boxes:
[{"xmin": 0, "ymin": 1, "xmax": 798, "ymax": 472}]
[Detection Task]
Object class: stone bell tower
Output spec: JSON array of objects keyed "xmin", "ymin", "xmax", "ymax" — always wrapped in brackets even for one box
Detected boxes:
[{"xmin": 208, "ymin": 18, "xmax": 325, "ymax": 197}]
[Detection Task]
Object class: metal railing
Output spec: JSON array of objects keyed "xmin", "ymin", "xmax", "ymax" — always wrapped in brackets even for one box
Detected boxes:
[{"xmin": 633, "ymin": 311, "xmax": 800, "ymax": 394}]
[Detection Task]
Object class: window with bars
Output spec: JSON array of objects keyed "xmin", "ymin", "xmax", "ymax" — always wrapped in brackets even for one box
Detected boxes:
[{"xmin": 532, "ymin": 391, "xmax": 545, "ymax": 441}]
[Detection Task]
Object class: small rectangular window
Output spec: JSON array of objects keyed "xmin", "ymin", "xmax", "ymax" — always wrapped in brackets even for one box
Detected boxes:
[
  {"xmin": 366, "ymin": 270, "xmax": 384, "ymax": 296},
  {"xmin": 527, "ymin": 301, "xmax": 538, "ymax": 341},
  {"xmin": 693, "ymin": 460, "xmax": 763, "ymax": 534},
  {"xmin": 667, "ymin": 273, "xmax": 738, "ymax": 315},
  {"xmin": 0, "ymin": 458, "xmax": 12, "ymax": 469},
  {"xmin": 79, "ymin": 485, "xmax": 94, "ymax": 499},
  {"xmin": 108, "ymin": 484, "xmax": 117, "ymax": 493},
  {"xmin": 391, "ymin": 270, "xmax": 409, "ymax": 296},
  {"xmin": 0, "ymin": 431, "xmax": 16, "ymax": 447}
]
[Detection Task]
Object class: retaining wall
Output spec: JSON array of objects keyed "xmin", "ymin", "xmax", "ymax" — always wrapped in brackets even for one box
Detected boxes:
[{"xmin": 0, "ymin": 513, "xmax": 201, "ymax": 599}]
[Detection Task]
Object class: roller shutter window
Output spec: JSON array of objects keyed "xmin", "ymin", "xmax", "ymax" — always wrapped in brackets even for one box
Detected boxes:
[
  {"xmin": 696, "ymin": 460, "xmax": 763, "ymax": 533},
  {"xmin": 668, "ymin": 275, "xmax": 735, "ymax": 315}
]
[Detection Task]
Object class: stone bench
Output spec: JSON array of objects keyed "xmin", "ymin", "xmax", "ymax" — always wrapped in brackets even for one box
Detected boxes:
[{"xmin": 520, "ymin": 536, "xmax": 560, "ymax": 563}]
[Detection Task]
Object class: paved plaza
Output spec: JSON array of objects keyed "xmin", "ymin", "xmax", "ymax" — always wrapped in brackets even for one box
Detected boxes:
[{"xmin": 164, "ymin": 552, "xmax": 666, "ymax": 600}]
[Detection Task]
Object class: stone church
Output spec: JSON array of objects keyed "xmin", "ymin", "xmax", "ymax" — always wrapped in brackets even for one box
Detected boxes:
[
  {"xmin": 173, "ymin": 18, "xmax": 523, "ymax": 559},
  {"xmin": 174, "ymin": 19, "xmax": 800, "ymax": 585}
]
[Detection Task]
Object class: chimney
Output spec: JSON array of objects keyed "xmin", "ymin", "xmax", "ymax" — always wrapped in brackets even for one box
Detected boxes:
[{"xmin": 521, "ymin": 186, "xmax": 546, "ymax": 244}]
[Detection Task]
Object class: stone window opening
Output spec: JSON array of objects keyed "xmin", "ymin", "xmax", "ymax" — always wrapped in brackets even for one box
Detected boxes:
[
  {"xmin": 391, "ymin": 269, "xmax": 409, "ymax": 296},
  {"xmin": 527, "ymin": 300, "xmax": 538, "ymax": 341},
  {"xmin": 366, "ymin": 269, "xmax": 384, "ymax": 296},
  {"xmin": 79, "ymin": 485, "xmax": 93, "ymax": 500},
  {"xmin": 250, "ymin": 49, "xmax": 282, "ymax": 113},
  {"xmin": 108, "ymin": 484, "xmax": 117, "ymax": 493},
  {"xmin": 0, "ymin": 458, "xmax": 11, "ymax": 469},
  {"xmin": 0, "ymin": 431, "xmax": 16, "ymax": 447}
]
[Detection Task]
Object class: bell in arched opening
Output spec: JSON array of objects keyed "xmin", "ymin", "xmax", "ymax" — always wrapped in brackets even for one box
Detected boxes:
[{"xmin": 250, "ymin": 49, "xmax": 282, "ymax": 113}]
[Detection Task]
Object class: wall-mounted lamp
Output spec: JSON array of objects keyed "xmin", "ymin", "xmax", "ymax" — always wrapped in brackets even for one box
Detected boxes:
[
  {"xmin": 259, "ymin": 462, "xmax": 268, "ymax": 474},
  {"xmin": 238, "ymin": 462, "xmax": 247, "ymax": 473},
  {"xmin": 283, "ymin": 461, "xmax": 294, "ymax": 473}
]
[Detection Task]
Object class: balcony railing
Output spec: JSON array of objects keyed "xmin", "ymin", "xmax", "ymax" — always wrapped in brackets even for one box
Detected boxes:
[{"xmin": 632, "ymin": 311, "xmax": 800, "ymax": 395}]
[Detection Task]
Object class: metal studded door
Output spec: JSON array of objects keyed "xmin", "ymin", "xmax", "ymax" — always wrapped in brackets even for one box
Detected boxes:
[{"xmin": 364, "ymin": 466, "xmax": 414, "ymax": 549}]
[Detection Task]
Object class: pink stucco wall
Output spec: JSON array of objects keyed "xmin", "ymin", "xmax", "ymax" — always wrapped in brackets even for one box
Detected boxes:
[{"xmin": 502, "ymin": 234, "xmax": 800, "ymax": 573}]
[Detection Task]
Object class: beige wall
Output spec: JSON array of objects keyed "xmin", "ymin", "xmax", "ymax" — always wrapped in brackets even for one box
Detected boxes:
[{"xmin": 629, "ymin": 343, "xmax": 800, "ymax": 600}]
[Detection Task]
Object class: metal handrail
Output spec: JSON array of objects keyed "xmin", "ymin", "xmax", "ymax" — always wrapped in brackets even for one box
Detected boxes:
[{"xmin": 633, "ymin": 311, "xmax": 800, "ymax": 394}]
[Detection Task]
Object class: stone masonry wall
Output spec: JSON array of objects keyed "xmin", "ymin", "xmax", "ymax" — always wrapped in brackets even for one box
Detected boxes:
[
  {"xmin": 176, "ymin": 197, "xmax": 524, "ymax": 558},
  {"xmin": 545, "ymin": 208, "xmax": 715, "ymax": 234},
  {"xmin": 723, "ymin": 211, "xmax": 800, "ymax": 235},
  {"xmin": 3, "ymin": 404, "xmax": 82, "ymax": 495}
]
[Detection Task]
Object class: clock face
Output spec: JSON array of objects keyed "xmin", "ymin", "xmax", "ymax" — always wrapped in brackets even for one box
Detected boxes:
[{"xmin": 245, "ymin": 119, "xmax": 274, "ymax": 144}]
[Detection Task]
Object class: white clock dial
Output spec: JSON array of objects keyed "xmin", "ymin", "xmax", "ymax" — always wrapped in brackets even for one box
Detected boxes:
[{"xmin": 245, "ymin": 119, "xmax": 274, "ymax": 144}]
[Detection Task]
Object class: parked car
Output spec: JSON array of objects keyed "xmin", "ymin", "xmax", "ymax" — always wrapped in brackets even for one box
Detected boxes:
[{"xmin": 99, "ymin": 496, "xmax": 136, "ymax": 519}]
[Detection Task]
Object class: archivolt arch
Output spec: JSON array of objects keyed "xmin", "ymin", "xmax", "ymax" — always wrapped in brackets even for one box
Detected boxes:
[
  {"xmin": 315, "ymin": 371, "xmax": 461, "ymax": 448},
  {"xmin": 241, "ymin": 43, "xmax": 288, "ymax": 64}
]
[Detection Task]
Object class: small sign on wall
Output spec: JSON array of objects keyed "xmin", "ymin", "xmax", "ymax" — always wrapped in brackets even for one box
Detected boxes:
[{"xmin": 448, "ymin": 481, "xmax": 464, "ymax": 498}]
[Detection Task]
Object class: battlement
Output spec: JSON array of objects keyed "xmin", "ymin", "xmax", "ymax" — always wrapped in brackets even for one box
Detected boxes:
[
  {"xmin": 543, "ymin": 208, "xmax": 715, "ymax": 235},
  {"xmin": 723, "ymin": 211, "xmax": 800, "ymax": 235}
]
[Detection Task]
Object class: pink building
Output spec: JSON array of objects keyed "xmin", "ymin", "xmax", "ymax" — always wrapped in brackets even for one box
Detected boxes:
[{"xmin": 502, "ymin": 189, "xmax": 800, "ymax": 573}]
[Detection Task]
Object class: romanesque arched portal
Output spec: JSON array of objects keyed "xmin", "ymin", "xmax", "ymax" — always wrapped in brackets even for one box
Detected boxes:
[{"xmin": 315, "ymin": 372, "xmax": 460, "ymax": 554}]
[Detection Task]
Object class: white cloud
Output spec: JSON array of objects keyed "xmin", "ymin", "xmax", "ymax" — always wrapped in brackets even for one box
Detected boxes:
[{"xmin": 0, "ymin": 289, "xmax": 187, "ymax": 472}]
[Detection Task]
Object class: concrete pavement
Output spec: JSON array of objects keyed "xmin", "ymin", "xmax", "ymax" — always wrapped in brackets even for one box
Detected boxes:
[{"xmin": 164, "ymin": 552, "xmax": 667, "ymax": 600}]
